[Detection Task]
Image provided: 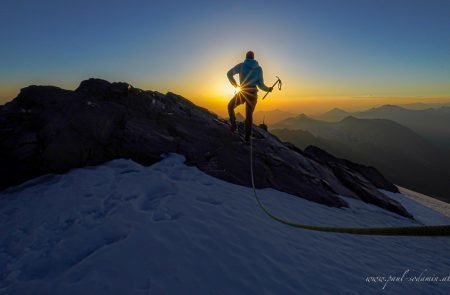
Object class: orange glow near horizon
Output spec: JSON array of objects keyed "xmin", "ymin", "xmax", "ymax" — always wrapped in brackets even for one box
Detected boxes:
[
  {"xmin": 173, "ymin": 72, "xmax": 450, "ymax": 117},
  {"xmin": 186, "ymin": 91, "xmax": 450, "ymax": 118},
  {"xmin": 1, "ymin": 74, "xmax": 450, "ymax": 119},
  {"xmin": 153, "ymin": 54, "xmax": 450, "ymax": 117}
]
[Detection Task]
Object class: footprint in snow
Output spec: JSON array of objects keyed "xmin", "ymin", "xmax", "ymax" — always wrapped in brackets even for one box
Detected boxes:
[{"xmin": 132, "ymin": 193, "xmax": 181, "ymax": 222}]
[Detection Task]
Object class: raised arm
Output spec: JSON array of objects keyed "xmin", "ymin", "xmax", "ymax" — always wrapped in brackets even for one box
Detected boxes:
[
  {"xmin": 256, "ymin": 68, "xmax": 272, "ymax": 92},
  {"xmin": 227, "ymin": 63, "xmax": 242, "ymax": 87}
]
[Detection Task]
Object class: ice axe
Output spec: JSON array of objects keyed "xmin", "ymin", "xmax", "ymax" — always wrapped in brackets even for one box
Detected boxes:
[{"xmin": 262, "ymin": 76, "xmax": 282, "ymax": 100}]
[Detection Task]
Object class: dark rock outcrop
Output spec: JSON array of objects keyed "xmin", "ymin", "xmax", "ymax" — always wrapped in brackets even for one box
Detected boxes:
[
  {"xmin": 304, "ymin": 146, "xmax": 404, "ymax": 215},
  {"xmin": 0, "ymin": 78, "xmax": 412, "ymax": 218},
  {"xmin": 304, "ymin": 146, "xmax": 399, "ymax": 193}
]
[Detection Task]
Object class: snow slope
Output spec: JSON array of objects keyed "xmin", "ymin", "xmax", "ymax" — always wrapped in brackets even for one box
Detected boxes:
[{"xmin": 1, "ymin": 154, "xmax": 449, "ymax": 294}]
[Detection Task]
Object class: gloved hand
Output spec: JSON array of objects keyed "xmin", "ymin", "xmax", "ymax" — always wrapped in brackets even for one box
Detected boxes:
[{"xmin": 268, "ymin": 87, "xmax": 274, "ymax": 92}]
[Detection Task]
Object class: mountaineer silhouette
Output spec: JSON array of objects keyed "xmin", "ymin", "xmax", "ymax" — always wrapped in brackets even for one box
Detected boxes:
[
  {"xmin": 227, "ymin": 51, "xmax": 273, "ymax": 143},
  {"xmin": 0, "ymin": 78, "xmax": 412, "ymax": 217}
]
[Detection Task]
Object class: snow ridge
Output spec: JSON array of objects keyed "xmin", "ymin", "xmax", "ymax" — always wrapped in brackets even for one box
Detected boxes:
[{"xmin": 1, "ymin": 154, "xmax": 449, "ymax": 294}]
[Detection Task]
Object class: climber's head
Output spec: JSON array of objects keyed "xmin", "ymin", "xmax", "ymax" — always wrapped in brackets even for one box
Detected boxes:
[{"xmin": 246, "ymin": 51, "xmax": 254, "ymax": 60}]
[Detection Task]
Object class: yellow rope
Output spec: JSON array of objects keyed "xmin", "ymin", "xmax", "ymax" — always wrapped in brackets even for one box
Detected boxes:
[{"xmin": 249, "ymin": 136, "xmax": 450, "ymax": 236}]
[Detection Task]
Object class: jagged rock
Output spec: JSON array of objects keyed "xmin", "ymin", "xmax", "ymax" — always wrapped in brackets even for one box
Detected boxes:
[
  {"xmin": 259, "ymin": 123, "xmax": 268, "ymax": 131},
  {"xmin": 303, "ymin": 146, "xmax": 408, "ymax": 217},
  {"xmin": 0, "ymin": 78, "xmax": 412, "ymax": 218},
  {"xmin": 304, "ymin": 146, "xmax": 399, "ymax": 193}
]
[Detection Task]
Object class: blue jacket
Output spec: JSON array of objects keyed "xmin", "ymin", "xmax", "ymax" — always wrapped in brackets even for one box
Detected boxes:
[{"xmin": 227, "ymin": 59, "xmax": 271, "ymax": 92}]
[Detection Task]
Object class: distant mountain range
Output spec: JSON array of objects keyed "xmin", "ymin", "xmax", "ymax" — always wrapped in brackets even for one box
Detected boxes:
[
  {"xmin": 271, "ymin": 115, "xmax": 450, "ymax": 202},
  {"xmin": 233, "ymin": 109, "xmax": 293, "ymax": 125},
  {"xmin": 253, "ymin": 109, "xmax": 294, "ymax": 125},
  {"xmin": 313, "ymin": 105, "xmax": 450, "ymax": 150},
  {"xmin": 398, "ymin": 102, "xmax": 450, "ymax": 110}
]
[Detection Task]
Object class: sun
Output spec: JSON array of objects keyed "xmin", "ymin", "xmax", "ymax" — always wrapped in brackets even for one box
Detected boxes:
[
  {"xmin": 215, "ymin": 81, "xmax": 240, "ymax": 99},
  {"xmin": 208, "ymin": 74, "xmax": 243, "ymax": 101}
]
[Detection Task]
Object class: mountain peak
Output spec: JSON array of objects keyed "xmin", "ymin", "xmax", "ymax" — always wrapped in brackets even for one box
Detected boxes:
[
  {"xmin": 341, "ymin": 115, "xmax": 360, "ymax": 122},
  {"xmin": 327, "ymin": 107, "xmax": 349, "ymax": 114},
  {"xmin": 0, "ymin": 79, "xmax": 409, "ymax": 217},
  {"xmin": 297, "ymin": 113, "xmax": 311, "ymax": 119},
  {"xmin": 377, "ymin": 104, "xmax": 405, "ymax": 110},
  {"xmin": 76, "ymin": 78, "xmax": 133, "ymax": 97}
]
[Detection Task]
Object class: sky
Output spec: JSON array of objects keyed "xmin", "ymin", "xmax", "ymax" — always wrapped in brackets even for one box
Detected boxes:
[{"xmin": 1, "ymin": 0, "xmax": 449, "ymax": 115}]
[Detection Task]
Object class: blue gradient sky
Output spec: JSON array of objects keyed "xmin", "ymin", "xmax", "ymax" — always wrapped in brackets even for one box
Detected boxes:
[{"xmin": 1, "ymin": 0, "xmax": 449, "ymax": 114}]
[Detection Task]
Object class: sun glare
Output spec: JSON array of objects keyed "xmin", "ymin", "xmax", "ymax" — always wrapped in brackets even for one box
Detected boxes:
[{"xmin": 216, "ymin": 81, "xmax": 239, "ymax": 99}]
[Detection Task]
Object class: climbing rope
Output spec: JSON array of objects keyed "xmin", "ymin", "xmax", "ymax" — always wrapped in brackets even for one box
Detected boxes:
[{"xmin": 249, "ymin": 136, "xmax": 450, "ymax": 236}]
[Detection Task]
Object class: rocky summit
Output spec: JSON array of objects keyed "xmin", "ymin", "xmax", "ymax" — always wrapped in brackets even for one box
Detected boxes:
[{"xmin": 0, "ymin": 78, "xmax": 412, "ymax": 218}]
